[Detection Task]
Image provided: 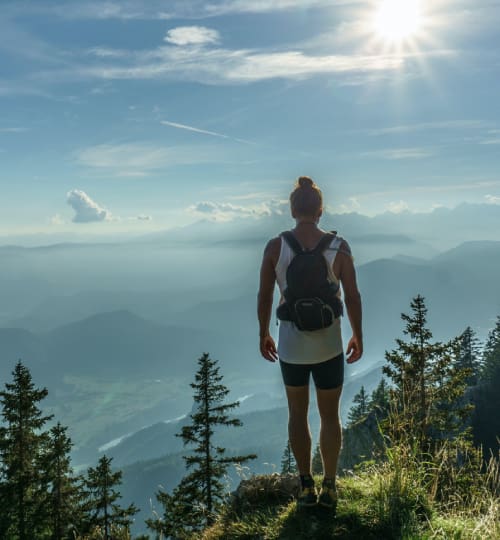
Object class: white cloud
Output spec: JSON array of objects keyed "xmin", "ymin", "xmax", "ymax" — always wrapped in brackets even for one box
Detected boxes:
[
  {"xmin": 190, "ymin": 199, "xmax": 286, "ymax": 220},
  {"xmin": 361, "ymin": 147, "xmax": 434, "ymax": 160},
  {"xmin": 67, "ymin": 189, "xmax": 111, "ymax": 223},
  {"xmin": 386, "ymin": 200, "xmax": 410, "ymax": 214},
  {"xmin": 136, "ymin": 214, "xmax": 152, "ymax": 221},
  {"xmin": 164, "ymin": 26, "xmax": 220, "ymax": 46},
  {"xmin": 485, "ymin": 194, "xmax": 500, "ymax": 205},
  {"xmin": 480, "ymin": 138, "xmax": 500, "ymax": 145},
  {"xmin": 336, "ymin": 197, "xmax": 361, "ymax": 214},
  {"xmin": 49, "ymin": 213, "xmax": 64, "ymax": 225}
]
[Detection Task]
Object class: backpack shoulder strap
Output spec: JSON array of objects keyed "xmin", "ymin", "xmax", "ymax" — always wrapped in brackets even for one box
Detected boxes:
[
  {"xmin": 280, "ymin": 231, "xmax": 303, "ymax": 255},
  {"xmin": 313, "ymin": 232, "xmax": 336, "ymax": 254}
]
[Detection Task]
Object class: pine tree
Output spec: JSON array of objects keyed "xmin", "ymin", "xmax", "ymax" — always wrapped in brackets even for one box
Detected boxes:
[
  {"xmin": 150, "ymin": 352, "xmax": 256, "ymax": 536},
  {"xmin": 347, "ymin": 385, "xmax": 370, "ymax": 425},
  {"xmin": 280, "ymin": 440, "xmax": 297, "ymax": 474},
  {"xmin": 383, "ymin": 295, "xmax": 472, "ymax": 452},
  {"xmin": 0, "ymin": 361, "xmax": 53, "ymax": 539},
  {"xmin": 146, "ymin": 487, "xmax": 188, "ymax": 540},
  {"xmin": 370, "ymin": 378, "xmax": 390, "ymax": 418},
  {"xmin": 473, "ymin": 316, "xmax": 500, "ymax": 454},
  {"xmin": 312, "ymin": 443, "xmax": 323, "ymax": 475},
  {"xmin": 481, "ymin": 316, "xmax": 500, "ymax": 382},
  {"xmin": 456, "ymin": 326, "xmax": 482, "ymax": 386},
  {"xmin": 42, "ymin": 423, "xmax": 83, "ymax": 540},
  {"xmin": 82, "ymin": 455, "xmax": 138, "ymax": 540}
]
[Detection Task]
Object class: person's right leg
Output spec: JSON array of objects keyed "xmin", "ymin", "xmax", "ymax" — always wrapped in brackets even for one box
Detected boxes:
[
  {"xmin": 311, "ymin": 354, "xmax": 344, "ymax": 483},
  {"xmin": 284, "ymin": 383, "xmax": 317, "ymax": 506}
]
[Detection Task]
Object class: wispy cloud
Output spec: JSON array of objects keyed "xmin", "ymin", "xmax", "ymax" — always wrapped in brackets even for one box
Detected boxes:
[
  {"xmin": 361, "ymin": 147, "xmax": 434, "ymax": 160},
  {"xmin": 160, "ymin": 119, "xmax": 251, "ymax": 144},
  {"xmin": 362, "ymin": 120, "xmax": 486, "ymax": 136},
  {"xmin": 386, "ymin": 200, "xmax": 410, "ymax": 214},
  {"xmin": 480, "ymin": 138, "xmax": 500, "ymax": 145},
  {"xmin": 76, "ymin": 46, "xmax": 404, "ymax": 85},
  {"xmin": 75, "ymin": 142, "xmax": 241, "ymax": 175},
  {"xmin": 23, "ymin": 0, "xmax": 349, "ymax": 20},
  {"xmin": 86, "ymin": 47, "xmax": 128, "ymax": 58},
  {"xmin": 0, "ymin": 127, "xmax": 29, "ymax": 133},
  {"xmin": 164, "ymin": 26, "xmax": 220, "ymax": 46}
]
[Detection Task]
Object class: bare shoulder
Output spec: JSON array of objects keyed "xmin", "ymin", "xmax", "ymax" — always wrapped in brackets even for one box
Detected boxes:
[
  {"xmin": 338, "ymin": 238, "xmax": 352, "ymax": 257},
  {"xmin": 333, "ymin": 237, "xmax": 354, "ymax": 282},
  {"xmin": 263, "ymin": 236, "xmax": 281, "ymax": 265}
]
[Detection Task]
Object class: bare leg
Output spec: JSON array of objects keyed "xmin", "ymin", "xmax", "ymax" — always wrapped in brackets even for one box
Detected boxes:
[
  {"xmin": 316, "ymin": 386, "xmax": 343, "ymax": 480},
  {"xmin": 284, "ymin": 385, "xmax": 311, "ymax": 476}
]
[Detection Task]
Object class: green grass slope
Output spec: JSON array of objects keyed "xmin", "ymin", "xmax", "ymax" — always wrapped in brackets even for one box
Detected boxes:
[{"xmin": 202, "ymin": 473, "xmax": 499, "ymax": 540}]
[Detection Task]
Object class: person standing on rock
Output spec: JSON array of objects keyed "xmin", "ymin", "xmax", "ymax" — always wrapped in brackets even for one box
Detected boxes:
[{"xmin": 257, "ymin": 176, "xmax": 363, "ymax": 510}]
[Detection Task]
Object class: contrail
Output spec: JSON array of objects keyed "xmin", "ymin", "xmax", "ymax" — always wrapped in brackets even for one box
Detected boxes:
[{"xmin": 160, "ymin": 119, "xmax": 253, "ymax": 144}]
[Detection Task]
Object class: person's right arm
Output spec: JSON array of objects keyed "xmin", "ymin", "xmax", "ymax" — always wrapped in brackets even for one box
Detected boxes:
[
  {"xmin": 257, "ymin": 237, "xmax": 280, "ymax": 362},
  {"xmin": 337, "ymin": 241, "xmax": 363, "ymax": 364}
]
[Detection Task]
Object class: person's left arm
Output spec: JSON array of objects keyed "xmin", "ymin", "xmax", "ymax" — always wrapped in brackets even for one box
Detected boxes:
[{"xmin": 257, "ymin": 238, "xmax": 280, "ymax": 362}]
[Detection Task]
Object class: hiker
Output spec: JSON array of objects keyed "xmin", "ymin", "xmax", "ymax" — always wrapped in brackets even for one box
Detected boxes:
[{"xmin": 257, "ymin": 176, "xmax": 363, "ymax": 510}]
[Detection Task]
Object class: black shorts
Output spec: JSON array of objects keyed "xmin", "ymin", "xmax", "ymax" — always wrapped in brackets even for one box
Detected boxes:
[{"xmin": 279, "ymin": 353, "xmax": 344, "ymax": 390}]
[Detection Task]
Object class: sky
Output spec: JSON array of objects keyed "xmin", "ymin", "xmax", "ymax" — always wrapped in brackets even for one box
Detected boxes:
[{"xmin": 1, "ymin": 0, "xmax": 499, "ymax": 237}]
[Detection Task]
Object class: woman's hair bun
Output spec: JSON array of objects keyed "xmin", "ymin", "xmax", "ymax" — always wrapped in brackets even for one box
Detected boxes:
[{"xmin": 298, "ymin": 176, "xmax": 314, "ymax": 188}]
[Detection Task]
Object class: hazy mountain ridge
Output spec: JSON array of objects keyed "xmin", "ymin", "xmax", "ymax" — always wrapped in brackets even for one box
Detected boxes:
[{"xmin": 1, "ymin": 202, "xmax": 498, "ymax": 330}]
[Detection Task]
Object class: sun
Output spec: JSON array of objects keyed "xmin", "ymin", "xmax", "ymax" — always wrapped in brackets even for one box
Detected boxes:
[{"xmin": 374, "ymin": 0, "xmax": 422, "ymax": 42}]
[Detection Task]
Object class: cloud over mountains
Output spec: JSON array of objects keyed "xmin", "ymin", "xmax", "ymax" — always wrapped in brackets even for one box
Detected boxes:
[{"xmin": 67, "ymin": 190, "xmax": 111, "ymax": 223}]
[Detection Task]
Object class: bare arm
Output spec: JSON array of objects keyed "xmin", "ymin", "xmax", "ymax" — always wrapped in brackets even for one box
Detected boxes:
[
  {"xmin": 336, "ymin": 241, "xmax": 363, "ymax": 363},
  {"xmin": 257, "ymin": 238, "xmax": 280, "ymax": 362}
]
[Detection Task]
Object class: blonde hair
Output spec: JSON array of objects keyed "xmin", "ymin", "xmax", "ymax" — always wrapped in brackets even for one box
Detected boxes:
[{"xmin": 290, "ymin": 176, "xmax": 323, "ymax": 217}]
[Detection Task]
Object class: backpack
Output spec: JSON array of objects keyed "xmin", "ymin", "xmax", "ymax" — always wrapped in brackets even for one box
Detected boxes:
[{"xmin": 276, "ymin": 231, "xmax": 344, "ymax": 331}]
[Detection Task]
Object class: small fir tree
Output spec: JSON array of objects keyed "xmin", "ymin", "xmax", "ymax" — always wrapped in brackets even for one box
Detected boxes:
[
  {"xmin": 280, "ymin": 440, "xmax": 297, "ymax": 474},
  {"xmin": 370, "ymin": 378, "xmax": 390, "ymax": 418},
  {"xmin": 0, "ymin": 361, "xmax": 53, "ymax": 539},
  {"xmin": 473, "ymin": 316, "xmax": 500, "ymax": 454},
  {"xmin": 347, "ymin": 385, "xmax": 370, "ymax": 425},
  {"xmin": 481, "ymin": 316, "xmax": 500, "ymax": 382},
  {"xmin": 82, "ymin": 455, "xmax": 138, "ymax": 540},
  {"xmin": 312, "ymin": 443, "xmax": 323, "ymax": 475},
  {"xmin": 383, "ymin": 295, "xmax": 472, "ymax": 452},
  {"xmin": 42, "ymin": 423, "xmax": 83, "ymax": 540},
  {"xmin": 150, "ymin": 352, "xmax": 256, "ymax": 536},
  {"xmin": 456, "ymin": 326, "xmax": 482, "ymax": 386},
  {"xmin": 146, "ymin": 487, "xmax": 190, "ymax": 540}
]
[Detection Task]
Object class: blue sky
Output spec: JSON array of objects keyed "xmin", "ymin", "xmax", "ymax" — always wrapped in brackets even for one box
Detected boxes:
[{"xmin": 1, "ymin": 0, "xmax": 499, "ymax": 236}]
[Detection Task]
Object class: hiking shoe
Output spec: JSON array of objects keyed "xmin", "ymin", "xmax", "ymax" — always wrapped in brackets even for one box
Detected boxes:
[
  {"xmin": 297, "ymin": 485, "xmax": 318, "ymax": 507},
  {"xmin": 318, "ymin": 482, "xmax": 337, "ymax": 510}
]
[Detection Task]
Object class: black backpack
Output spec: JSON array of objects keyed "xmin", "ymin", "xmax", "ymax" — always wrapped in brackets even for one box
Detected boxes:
[{"xmin": 276, "ymin": 231, "xmax": 343, "ymax": 331}]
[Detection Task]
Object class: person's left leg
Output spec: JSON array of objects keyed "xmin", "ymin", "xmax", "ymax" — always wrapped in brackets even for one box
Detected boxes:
[
  {"xmin": 315, "ymin": 385, "xmax": 343, "ymax": 481},
  {"xmin": 284, "ymin": 384, "xmax": 312, "ymax": 476}
]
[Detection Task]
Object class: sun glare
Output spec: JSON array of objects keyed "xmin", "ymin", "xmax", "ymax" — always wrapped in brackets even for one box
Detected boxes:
[{"xmin": 374, "ymin": 0, "xmax": 422, "ymax": 42}]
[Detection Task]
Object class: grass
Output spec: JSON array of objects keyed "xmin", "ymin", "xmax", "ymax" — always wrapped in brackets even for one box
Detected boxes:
[{"xmin": 201, "ymin": 472, "xmax": 499, "ymax": 540}]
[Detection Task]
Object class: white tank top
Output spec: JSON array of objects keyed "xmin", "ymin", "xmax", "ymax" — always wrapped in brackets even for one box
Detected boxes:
[{"xmin": 275, "ymin": 233, "xmax": 345, "ymax": 364}]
